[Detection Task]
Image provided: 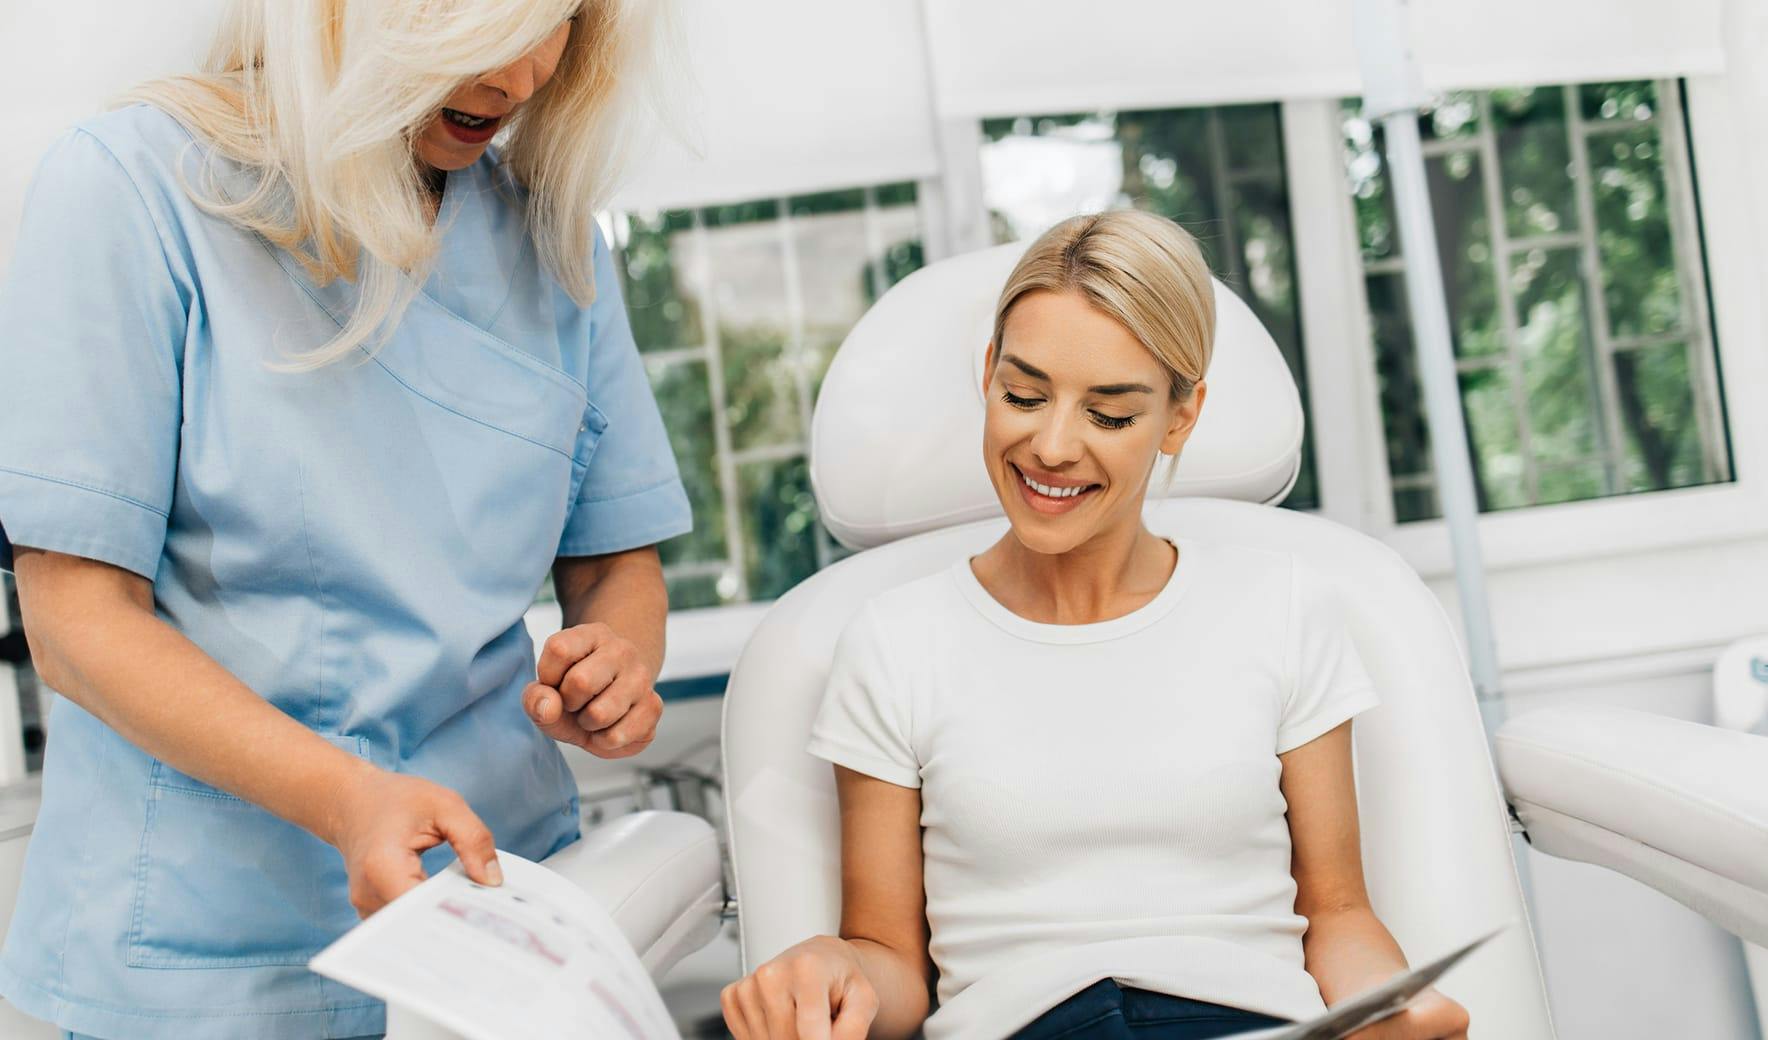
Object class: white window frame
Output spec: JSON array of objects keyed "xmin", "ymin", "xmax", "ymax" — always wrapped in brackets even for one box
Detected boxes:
[{"xmin": 1279, "ymin": 77, "xmax": 1768, "ymax": 581}]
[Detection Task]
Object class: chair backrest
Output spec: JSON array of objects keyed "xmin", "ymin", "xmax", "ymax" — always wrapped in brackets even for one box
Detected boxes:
[{"xmin": 721, "ymin": 244, "xmax": 1556, "ymax": 1038}]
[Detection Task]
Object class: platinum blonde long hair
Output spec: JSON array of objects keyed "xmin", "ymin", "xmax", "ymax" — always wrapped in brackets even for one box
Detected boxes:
[{"xmin": 124, "ymin": 0, "xmax": 677, "ymax": 368}]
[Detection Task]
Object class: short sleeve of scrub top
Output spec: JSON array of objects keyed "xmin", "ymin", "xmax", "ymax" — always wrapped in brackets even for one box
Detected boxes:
[
  {"xmin": 555, "ymin": 228, "xmax": 691, "ymax": 557},
  {"xmin": 0, "ymin": 128, "xmax": 189, "ymax": 579}
]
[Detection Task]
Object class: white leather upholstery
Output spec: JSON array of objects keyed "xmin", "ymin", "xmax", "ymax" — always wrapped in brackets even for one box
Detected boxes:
[
  {"xmin": 809, "ymin": 242, "xmax": 1305, "ymax": 550},
  {"xmin": 722, "ymin": 499, "xmax": 1557, "ymax": 1038},
  {"xmin": 1495, "ymin": 705, "xmax": 1768, "ymax": 946}
]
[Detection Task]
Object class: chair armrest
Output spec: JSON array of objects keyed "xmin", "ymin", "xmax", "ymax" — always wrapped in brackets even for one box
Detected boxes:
[
  {"xmin": 541, "ymin": 809, "xmax": 725, "ymax": 978},
  {"xmin": 1493, "ymin": 705, "xmax": 1768, "ymax": 945}
]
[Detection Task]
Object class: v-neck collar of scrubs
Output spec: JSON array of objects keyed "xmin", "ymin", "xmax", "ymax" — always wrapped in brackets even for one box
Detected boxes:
[{"xmin": 244, "ymin": 153, "xmax": 521, "ymax": 340}]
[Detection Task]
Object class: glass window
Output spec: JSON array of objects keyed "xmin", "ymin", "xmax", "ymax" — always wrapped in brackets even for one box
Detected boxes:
[
  {"xmin": 606, "ymin": 185, "xmax": 925, "ymax": 610},
  {"xmin": 979, "ymin": 105, "xmax": 1320, "ymax": 511},
  {"xmin": 1342, "ymin": 81, "xmax": 1732, "ymax": 522}
]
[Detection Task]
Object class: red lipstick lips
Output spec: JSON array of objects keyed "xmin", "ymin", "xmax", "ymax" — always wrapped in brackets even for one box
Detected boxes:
[{"xmin": 440, "ymin": 107, "xmax": 502, "ymax": 145}]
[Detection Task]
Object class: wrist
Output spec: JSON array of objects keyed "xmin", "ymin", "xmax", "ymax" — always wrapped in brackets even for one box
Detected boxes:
[{"xmin": 308, "ymin": 752, "xmax": 383, "ymax": 848}]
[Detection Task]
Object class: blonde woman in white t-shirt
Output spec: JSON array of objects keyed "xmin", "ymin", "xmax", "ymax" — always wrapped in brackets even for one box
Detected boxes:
[{"xmin": 719, "ymin": 211, "xmax": 1472, "ymax": 1040}]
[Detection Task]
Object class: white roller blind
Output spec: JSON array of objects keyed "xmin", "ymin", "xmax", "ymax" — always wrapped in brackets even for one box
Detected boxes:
[
  {"xmin": 611, "ymin": 0, "xmax": 941, "ymax": 212},
  {"xmin": 922, "ymin": 0, "xmax": 1725, "ymax": 118}
]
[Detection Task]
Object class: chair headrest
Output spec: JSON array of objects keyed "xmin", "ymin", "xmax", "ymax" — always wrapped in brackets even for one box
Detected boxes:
[{"xmin": 809, "ymin": 241, "xmax": 1305, "ymax": 550}]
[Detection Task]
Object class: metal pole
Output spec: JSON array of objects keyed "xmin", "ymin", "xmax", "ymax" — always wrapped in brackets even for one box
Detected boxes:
[{"xmin": 1352, "ymin": 0, "xmax": 1533, "ymax": 896}]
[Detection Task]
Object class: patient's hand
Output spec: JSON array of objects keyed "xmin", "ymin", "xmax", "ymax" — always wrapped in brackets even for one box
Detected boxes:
[
  {"xmin": 721, "ymin": 935, "xmax": 879, "ymax": 1040},
  {"xmin": 1345, "ymin": 986, "xmax": 1470, "ymax": 1040}
]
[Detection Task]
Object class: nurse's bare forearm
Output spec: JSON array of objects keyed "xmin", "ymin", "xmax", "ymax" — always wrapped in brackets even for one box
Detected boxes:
[
  {"xmin": 552, "ymin": 546, "xmax": 667, "ymax": 676},
  {"xmin": 13, "ymin": 547, "xmax": 375, "ymax": 842}
]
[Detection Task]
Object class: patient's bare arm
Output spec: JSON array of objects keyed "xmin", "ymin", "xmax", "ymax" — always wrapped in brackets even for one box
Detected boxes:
[
  {"xmin": 721, "ymin": 766, "xmax": 934, "ymax": 1040},
  {"xmin": 1283, "ymin": 720, "xmax": 1471, "ymax": 1039}
]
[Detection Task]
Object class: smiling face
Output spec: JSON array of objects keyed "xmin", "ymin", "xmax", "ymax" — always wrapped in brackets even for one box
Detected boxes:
[
  {"xmin": 983, "ymin": 289, "xmax": 1207, "ymax": 556},
  {"xmin": 413, "ymin": 15, "xmax": 575, "ymax": 171}
]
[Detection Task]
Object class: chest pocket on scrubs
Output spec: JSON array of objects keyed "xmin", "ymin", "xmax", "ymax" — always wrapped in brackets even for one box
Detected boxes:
[{"xmin": 126, "ymin": 734, "xmax": 379, "ymax": 968}]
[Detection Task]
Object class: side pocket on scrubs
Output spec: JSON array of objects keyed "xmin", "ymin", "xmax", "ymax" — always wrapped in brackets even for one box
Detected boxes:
[{"xmin": 125, "ymin": 733, "xmax": 375, "ymax": 969}]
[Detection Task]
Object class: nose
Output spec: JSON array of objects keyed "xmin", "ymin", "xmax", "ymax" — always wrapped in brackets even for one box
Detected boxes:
[
  {"xmin": 1029, "ymin": 410, "xmax": 1084, "ymax": 469},
  {"xmin": 479, "ymin": 56, "xmax": 539, "ymax": 105}
]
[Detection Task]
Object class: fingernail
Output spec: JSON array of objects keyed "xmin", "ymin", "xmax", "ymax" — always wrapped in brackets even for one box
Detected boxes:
[{"xmin": 485, "ymin": 858, "xmax": 504, "ymax": 886}]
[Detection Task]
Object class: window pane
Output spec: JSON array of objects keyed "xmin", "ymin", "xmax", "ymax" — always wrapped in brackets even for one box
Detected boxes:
[
  {"xmin": 663, "ymin": 574, "xmax": 726, "ymax": 611},
  {"xmin": 739, "ymin": 455, "xmax": 820, "ymax": 601},
  {"xmin": 1589, "ymin": 125, "xmax": 1681, "ymax": 339},
  {"xmin": 1344, "ymin": 80, "xmax": 1730, "ymax": 523},
  {"xmin": 1425, "ymin": 152, "xmax": 1504, "ymax": 359},
  {"xmin": 645, "ymin": 357, "xmax": 726, "ymax": 569},
  {"xmin": 1580, "ymin": 81, "xmax": 1659, "ymax": 123},
  {"xmin": 1513, "ymin": 248, "xmax": 1600, "ymax": 468},
  {"xmin": 617, "ymin": 210, "xmax": 702, "ymax": 351},
  {"xmin": 1460, "ymin": 365, "xmax": 1527, "ymax": 510},
  {"xmin": 1492, "ymin": 87, "xmax": 1577, "ymax": 239},
  {"xmin": 610, "ymin": 183, "xmax": 926, "ymax": 611},
  {"xmin": 1614, "ymin": 342, "xmax": 1704, "ymax": 492}
]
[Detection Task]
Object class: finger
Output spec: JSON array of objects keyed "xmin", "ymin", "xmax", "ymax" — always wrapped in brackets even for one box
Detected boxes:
[
  {"xmin": 586, "ymin": 689, "xmax": 662, "ymax": 753},
  {"xmin": 830, "ymin": 977, "xmax": 876, "ymax": 1040},
  {"xmin": 559, "ymin": 651, "xmax": 622, "ymax": 715},
  {"xmin": 523, "ymin": 682, "xmax": 564, "ymax": 725},
  {"xmin": 754, "ymin": 965, "xmax": 797, "ymax": 1040},
  {"xmin": 795, "ymin": 979, "xmax": 832, "ymax": 1040},
  {"xmin": 536, "ymin": 623, "xmax": 611, "ymax": 688},
  {"xmin": 721, "ymin": 985, "xmax": 749, "ymax": 1040},
  {"xmin": 736, "ymin": 981, "xmax": 769, "ymax": 1040},
  {"xmin": 358, "ymin": 848, "xmax": 426, "ymax": 918},
  {"xmin": 435, "ymin": 796, "xmax": 502, "ymax": 887}
]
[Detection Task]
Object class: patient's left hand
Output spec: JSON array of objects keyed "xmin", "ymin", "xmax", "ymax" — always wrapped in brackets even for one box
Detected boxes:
[
  {"xmin": 523, "ymin": 622, "xmax": 663, "ymax": 759},
  {"xmin": 1344, "ymin": 987, "xmax": 1469, "ymax": 1040}
]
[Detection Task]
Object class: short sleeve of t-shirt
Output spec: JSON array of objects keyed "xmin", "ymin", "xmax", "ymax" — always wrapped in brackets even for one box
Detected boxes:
[
  {"xmin": 0, "ymin": 128, "xmax": 189, "ymax": 579},
  {"xmin": 806, "ymin": 604, "xmax": 921, "ymax": 789},
  {"xmin": 1276, "ymin": 557, "xmax": 1381, "ymax": 754}
]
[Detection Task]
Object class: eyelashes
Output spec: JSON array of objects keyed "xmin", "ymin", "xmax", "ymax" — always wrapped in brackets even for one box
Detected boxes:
[{"xmin": 1000, "ymin": 391, "xmax": 1139, "ymax": 430}]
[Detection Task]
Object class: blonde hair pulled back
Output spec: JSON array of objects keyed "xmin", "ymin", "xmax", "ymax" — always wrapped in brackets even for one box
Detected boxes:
[{"xmin": 993, "ymin": 211, "xmax": 1216, "ymax": 402}]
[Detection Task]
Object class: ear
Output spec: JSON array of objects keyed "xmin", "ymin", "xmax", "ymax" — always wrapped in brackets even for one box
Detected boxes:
[
  {"xmin": 982, "ymin": 340, "xmax": 998, "ymax": 397},
  {"xmin": 1159, "ymin": 379, "xmax": 1207, "ymax": 456}
]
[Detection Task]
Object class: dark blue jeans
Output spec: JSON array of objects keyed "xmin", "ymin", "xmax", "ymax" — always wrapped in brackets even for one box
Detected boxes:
[{"xmin": 1011, "ymin": 979, "xmax": 1291, "ymax": 1040}]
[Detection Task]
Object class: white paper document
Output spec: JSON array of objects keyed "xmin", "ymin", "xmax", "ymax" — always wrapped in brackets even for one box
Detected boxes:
[
  {"xmin": 1229, "ymin": 921, "xmax": 1511, "ymax": 1040},
  {"xmin": 310, "ymin": 850, "xmax": 681, "ymax": 1040}
]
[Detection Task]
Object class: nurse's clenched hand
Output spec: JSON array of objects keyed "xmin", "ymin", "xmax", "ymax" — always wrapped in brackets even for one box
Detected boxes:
[
  {"xmin": 522, "ymin": 622, "xmax": 664, "ymax": 760},
  {"xmin": 326, "ymin": 769, "xmax": 503, "ymax": 918}
]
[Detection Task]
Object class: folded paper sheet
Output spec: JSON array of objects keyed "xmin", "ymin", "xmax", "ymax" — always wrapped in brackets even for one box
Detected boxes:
[
  {"xmin": 1233, "ymin": 921, "xmax": 1510, "ymax": 1040},
  {"xmin": 311, "ymin": 850, "xmax": 681, "ymax": 1040}
]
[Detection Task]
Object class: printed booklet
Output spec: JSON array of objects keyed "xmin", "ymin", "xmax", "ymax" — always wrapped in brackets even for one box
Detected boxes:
[{"xmin": 313, "ymin": 850, "xmax": 1506, "ymax": 1040}]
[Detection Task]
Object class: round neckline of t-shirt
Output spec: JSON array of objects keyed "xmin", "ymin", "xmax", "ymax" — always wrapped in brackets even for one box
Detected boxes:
[{"xmin": 950, "ymin": 536, "xmax": 1198, "ymax": 645}]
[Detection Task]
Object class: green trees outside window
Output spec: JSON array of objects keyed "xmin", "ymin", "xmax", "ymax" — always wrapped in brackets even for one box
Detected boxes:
[
  {"xmin": 1343, "ymin": 81, "xmax": 1732, "ymax": 522},
  {"xmin": 607, "ymin": 185, "xmax": 924, "ymax": 609}
]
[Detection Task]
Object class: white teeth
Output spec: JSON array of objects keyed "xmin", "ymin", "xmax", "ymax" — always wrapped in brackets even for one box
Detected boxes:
[
  {"xmin": 1020, "ymin": 471, "xmax": 1091, "ymax": 499},
  {"xmin": 446, "ymin": 110, "xmax": 489, "ymax": 127}
]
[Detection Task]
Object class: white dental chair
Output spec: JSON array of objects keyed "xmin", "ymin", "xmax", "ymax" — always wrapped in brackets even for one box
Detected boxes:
[{"xmin": 714, "ymin": 241, "xmax": 1768, "ymax": 1039}]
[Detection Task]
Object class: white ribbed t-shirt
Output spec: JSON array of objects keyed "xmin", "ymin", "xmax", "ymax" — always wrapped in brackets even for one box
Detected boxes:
[{"xmin": 805, "ymin": 538, "xmax": 1381, "ymax": 1040}]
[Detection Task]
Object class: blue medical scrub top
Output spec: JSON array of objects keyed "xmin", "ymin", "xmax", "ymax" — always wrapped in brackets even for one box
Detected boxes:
[{"xmin": 0, "ymin": 104, "xmax": 692, "ymax": 1039}]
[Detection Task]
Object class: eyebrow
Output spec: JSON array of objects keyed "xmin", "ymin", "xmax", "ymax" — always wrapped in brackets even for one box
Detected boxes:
[{"xmin": 1000, "ymin": 353, "xmax": 1156, "ymax": 396}]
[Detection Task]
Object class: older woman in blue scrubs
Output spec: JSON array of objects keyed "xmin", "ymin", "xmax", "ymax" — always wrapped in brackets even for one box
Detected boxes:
[{"xmin": 0, "ymin": 2, "xmax": 688, "ymax": 1037}]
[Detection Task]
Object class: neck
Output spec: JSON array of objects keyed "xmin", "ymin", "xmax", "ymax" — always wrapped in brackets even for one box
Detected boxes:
[
  {"xmin": 420, "ymin": 163, "xmax": 446, "ymax": 222},
  {"xmin": 976, "ymin": 520, "xmax": 1176, "ymax": 625}
]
